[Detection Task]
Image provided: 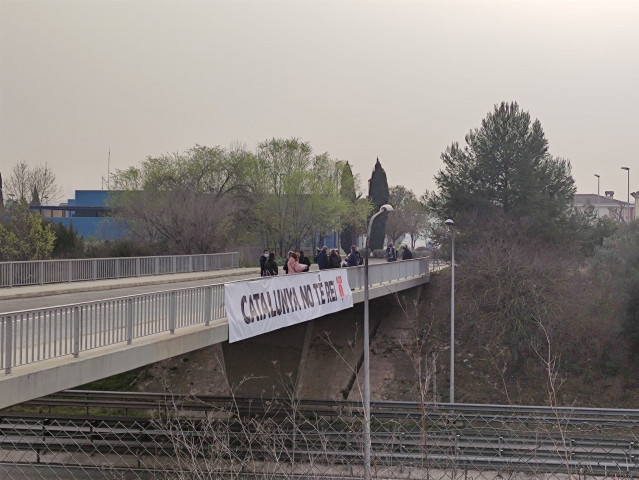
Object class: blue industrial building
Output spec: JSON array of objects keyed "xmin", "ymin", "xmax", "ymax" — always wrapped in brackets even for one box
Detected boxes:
[{"xmin": 30, "ymin": 190, "xmax": 127, "ymax": 240}]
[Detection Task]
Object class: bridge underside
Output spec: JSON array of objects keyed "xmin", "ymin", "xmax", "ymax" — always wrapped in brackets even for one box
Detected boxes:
[
  {"xmin": 221, "ymin": 291, "xmax": 416, "ymax": 400},
  {"xmin": 0, "ymin": 276, "xmax": 427, "ymax": 409}
]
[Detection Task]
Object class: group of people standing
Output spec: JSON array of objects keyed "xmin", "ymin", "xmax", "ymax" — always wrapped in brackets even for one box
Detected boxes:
[
  {"xmin": 259, "ymin": 249, "xmax": 311, "ymax": 277},
  {"xmin": 260, "ymin": 243, "xmax": 413, "ymax": 277},
  {"xmin": 385, "ymin": 242, "xmax": 412, "ymax": 262}
]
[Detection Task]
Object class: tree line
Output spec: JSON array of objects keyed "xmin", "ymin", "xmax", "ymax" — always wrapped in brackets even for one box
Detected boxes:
[
  {"xmin": 108, "ymin": 138, "xmax": 430, "ymax": 256},
  {"xmin": 1, "ymin": 103, "xmax": 637, "ymax": 369}
]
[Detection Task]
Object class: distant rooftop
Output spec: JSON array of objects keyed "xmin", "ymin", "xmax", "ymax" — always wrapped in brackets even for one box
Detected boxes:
[{"xmin": 574, "ymin": 193, "xmax": 631, "ymax": 206}]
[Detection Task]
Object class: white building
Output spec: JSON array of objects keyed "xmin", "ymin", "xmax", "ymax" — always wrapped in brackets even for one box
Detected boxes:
[{"xmin": 574, "ymin": 192, "xmax": 637, "ymax": 222}]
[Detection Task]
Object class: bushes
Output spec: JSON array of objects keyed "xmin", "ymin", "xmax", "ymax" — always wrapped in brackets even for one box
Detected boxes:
[
  {"xmin": 84, "ymin": 239, "xmax": 160, "ymax": 259},
  {"xmin": 592, "ymin": 221, "xmax": 639, "ymax": 363},
  {"xmin": 0, "ymin": 202, "xmax": 55, "ymax": 260},
  {"xmin": 50, "ymin": 221, "xmax": 85, "ymax": 258}
]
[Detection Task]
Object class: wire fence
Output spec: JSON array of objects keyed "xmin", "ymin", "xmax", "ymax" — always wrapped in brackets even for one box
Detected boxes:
[
  {"xmin": 1, "ymin": 395, "xmax": 638, "ymax": 479},
  {"xmin": 0, "ymin": 253, "xmax": 240, "ymax": 288}
]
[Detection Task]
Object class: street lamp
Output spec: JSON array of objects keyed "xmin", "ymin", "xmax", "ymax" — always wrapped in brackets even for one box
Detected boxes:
[
  {"xmin": 594, "ymin": 174, "xmax": 600, "ymax": 217},
  {"xmin": 364, "ymin": 203, "xmax": 393, "ymax": 480},
  {"xmin": 445, "ymin": 218, "xmax": 455, "ymax": 405},
  {"xmin": 622, "ymin": 167, "xmax": 630, "ymax": 219}
]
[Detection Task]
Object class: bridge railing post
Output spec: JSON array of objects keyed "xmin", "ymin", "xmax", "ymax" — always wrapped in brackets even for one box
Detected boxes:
[
  {"xmin": 4, "ymin": 316, "xmax": 13, "ymax": 374},
  {"xmin": 169, "ymin": 292, "xmax": 177, "ymax": 334},
  {"xmin": 126, "ymin": 298, "xmax": 134, "ymax": 345},
  {"xmin": 73, "ymin": 306, "xmax": 80, "ymax": 358},
  {"xmin": 204, "ymin": 287, "xmax": 212, "ymax": 326}
]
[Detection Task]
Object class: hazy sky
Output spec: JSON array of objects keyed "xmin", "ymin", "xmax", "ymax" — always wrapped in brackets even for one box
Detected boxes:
[{"xmin": 1, "ymin": 0, "xmax": 637, "ymax": 204}]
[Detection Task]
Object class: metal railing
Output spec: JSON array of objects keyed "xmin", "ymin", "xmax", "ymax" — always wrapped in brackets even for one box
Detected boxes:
[
  {"xmin": 1, "ymin": 259, "xmax": 428, "ymax": 374},
  {"xmin": 0, "ymin": 252, "xmax": 240, "ymax": 288},
  {"xmin": 1, "ymin": 394, "xmax": 637, "ymax": 479}
]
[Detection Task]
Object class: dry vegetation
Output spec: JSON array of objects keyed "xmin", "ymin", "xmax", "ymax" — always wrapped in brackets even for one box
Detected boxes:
[{"xmin": 131, "ymin": 260, "xmax": 638, "ymax": 408}]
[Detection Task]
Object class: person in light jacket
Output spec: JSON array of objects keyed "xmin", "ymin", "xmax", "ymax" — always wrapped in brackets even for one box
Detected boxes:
[{"xmin": 287, "ymin": 251, "xmax": 308, "ymax": 274}]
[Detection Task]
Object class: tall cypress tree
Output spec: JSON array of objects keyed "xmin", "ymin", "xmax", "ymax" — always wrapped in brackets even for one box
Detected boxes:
[
  {"xmin": 30, "ymin": 186, "xmax": 41, "ymax": 206},
  {"xmin": 0, "ymin": 173, "xmax": 5, "ymax": 219},
  {"xmin": 367, "ymin": 158, "xmax": 389, "ymax": 250},
  {"xmin": 339, "ymin": 162, "xmax": 356, "ymax": 250}
]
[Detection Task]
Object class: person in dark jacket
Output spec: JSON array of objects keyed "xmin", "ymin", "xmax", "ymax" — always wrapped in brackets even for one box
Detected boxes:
[
  {"xmin": 259, "ymin": 249, "xmax": 269, "ymax": 276},
  {"xmin": 299, "ymin": 250, "xmax": 311, "ymax": 269},
  {"xmin": 401, "ymin": 246, "xmax": 413, "ymax": 260},
  {"xmin": 316, "ymin": 246, "xmax": 329, "ymax": 270},
  {"xmin": 346, "ymin": 245, "xmax": 361, "ymax": 267},
  {"xmin": 328, "ymin": 249, "xmax": 341, "ymax": 269},
  {"xmin": 264, "ymin": 252, "xmax": 278, "ymax": 276},
  {"xmin": 386, "ymin": 242, "xmax": 397, "ymax": 262}
]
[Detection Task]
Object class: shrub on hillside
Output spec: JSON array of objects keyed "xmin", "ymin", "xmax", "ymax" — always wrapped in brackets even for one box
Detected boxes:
[
  {"xmin": 454, "ymin": 212, "xmax": 609, "ymax": 374},
  {"xmin": 592, "ymin": 221, "xmax": 639, "ymax": 363}
]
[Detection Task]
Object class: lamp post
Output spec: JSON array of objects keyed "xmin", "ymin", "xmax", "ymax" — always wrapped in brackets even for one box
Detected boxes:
[
  {"xmin": 364, "ymin": 203, "xmax": 393, "ymax": 480},
  {"xmin": 622, "ymin": 167, "xmax": 630, "ymax": 220},
  {"xmin": 445, "ymin": 218, "xmax": 455, "ymax": 404},
  {"xmin": 594, "ymin": 174, "xmax": 600, "ymax": 218}
]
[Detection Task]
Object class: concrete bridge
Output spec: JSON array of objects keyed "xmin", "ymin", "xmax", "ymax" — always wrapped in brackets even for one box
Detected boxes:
[{"xmin": 0, "ymin": 258, "xmax": 430, "ymax": 409}]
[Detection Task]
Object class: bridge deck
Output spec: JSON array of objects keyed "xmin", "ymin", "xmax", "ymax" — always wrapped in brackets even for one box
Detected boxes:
[{"xmin": 0, "ymin": 260, "xmax": 429, "ymax": 409}]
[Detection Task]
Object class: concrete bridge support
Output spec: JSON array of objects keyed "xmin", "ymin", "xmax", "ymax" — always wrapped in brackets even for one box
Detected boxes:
[{"xmin": 221, "ymin": 285, "xmax": 425, "ymax": 400}]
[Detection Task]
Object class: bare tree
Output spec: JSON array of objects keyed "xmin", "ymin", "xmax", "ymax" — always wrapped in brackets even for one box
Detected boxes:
[
  {"xmin": 385, "ymin": 186, "xmax": 430, "ymax": 247},
  {"xmin": 4, "ymin": 160, "xmax": 62, "ymax": 205}
]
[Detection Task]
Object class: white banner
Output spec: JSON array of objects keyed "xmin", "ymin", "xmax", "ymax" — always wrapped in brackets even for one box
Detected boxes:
[{"xmin": 225, "ymin": 269, "xmax": 354, "ymax": 343}]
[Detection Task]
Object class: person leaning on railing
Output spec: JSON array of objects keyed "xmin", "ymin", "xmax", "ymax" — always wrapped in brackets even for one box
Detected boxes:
[
  {"xmin": 263, "ymin": 252, "xmax": 278, "ymax": 276},
  {"xmin": 286, "ymin": 251, "xmax": 308, "ymax": 274}
]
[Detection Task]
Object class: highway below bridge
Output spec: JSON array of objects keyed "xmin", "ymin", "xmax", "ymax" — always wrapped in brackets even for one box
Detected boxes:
[
  {"xmin": 1, "ymin": 258, "xmax": 429, "ymax": 409},
  {"xmin": 1, "ymin": 391, "xmax": 638, "ymax": 479}
]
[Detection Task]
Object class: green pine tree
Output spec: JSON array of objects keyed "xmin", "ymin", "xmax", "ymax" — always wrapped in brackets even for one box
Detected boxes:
[
  {"xmin": 367, "ymin": 158, "xmax": 389, "ymax": 250},
  {"xmin": 429, "ymin": 102, "xmax": 575, "ymax": 240}
]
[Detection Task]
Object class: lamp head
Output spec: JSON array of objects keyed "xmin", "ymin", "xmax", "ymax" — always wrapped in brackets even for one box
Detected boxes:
[
  {"xmin": 380, "ymin": 204, "xmax": 394, "ymax": 212},
  {"xmin": 622, "ymin": 167, "xmax": 630, "ymax": 171},
  {"xmin": 594, "ymin": 174, "xmax": 600, "ymax": 178},
  {"xmin": 445, "ymin": 218, "xmax": 454, "ymax": 226}
]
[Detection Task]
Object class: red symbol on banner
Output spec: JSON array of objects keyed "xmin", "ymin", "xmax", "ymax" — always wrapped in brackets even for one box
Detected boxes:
[{"xmin": 337, "ymin": 276, "xmax": 345, "ymax": 297}]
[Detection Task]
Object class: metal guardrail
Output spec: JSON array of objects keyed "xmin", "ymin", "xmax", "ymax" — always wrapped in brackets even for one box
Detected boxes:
[
  {"xmin": 0, "ymin": 252, "xmax": 240, "ymax": 288},
  {"xmin": 18, "ymin": 390, "xmax": 639, "ymax": 422},
  {"xmin": 0, "ymin": 259, "xmax": 428, "ymax": 374}
]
